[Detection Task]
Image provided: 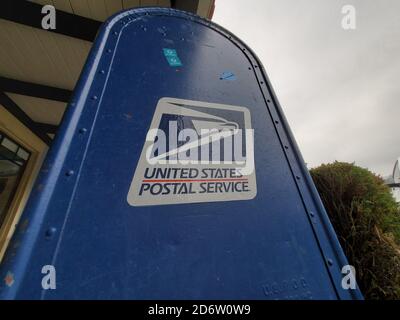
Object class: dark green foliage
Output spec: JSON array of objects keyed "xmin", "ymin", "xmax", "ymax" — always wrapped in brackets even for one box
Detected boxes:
[{"xmin": 310, "ymin": 162, "xmax": 400, "ymax": 299}]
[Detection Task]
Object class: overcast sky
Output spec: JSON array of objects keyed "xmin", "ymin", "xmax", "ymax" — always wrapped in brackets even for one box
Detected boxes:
[{"xmin": 213, "ymin": 0, "xmax": 400, "ymax": 176}]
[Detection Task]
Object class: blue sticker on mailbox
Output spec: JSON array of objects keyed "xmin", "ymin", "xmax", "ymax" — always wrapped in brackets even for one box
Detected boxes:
[
  {"xmin": 163, "ymin": 48, "xmax": 183, "ymax": 67},
  {"xmin": 220, "ymin": 71, "xmax": 236, "ymax": 81}
]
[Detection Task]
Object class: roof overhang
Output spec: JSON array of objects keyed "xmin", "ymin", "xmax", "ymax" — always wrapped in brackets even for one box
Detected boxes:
[{"xmin": 0, "ymin": 0, "xmax": 216, "ymax": 145}]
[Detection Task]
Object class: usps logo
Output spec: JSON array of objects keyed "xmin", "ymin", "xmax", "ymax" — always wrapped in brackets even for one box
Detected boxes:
[{"xmin": 127, "ymin": 97, "xmax": 257, "ymax": 206}]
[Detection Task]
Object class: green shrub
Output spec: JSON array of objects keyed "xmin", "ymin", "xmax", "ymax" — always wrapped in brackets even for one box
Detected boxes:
[{"xmin": 310, "ymin": 161, "xmax": 400, "ymax": 299}]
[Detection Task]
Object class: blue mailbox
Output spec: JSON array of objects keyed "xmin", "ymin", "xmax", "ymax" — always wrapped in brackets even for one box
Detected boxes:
[{"xmin": 0, "ymin": 7, "xmax": 362, "ymax": 299}]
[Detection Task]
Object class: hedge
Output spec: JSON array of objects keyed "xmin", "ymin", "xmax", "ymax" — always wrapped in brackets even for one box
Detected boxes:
[{"xmin": 310, "ymin": 162, "xmax": 400, "ymax": 299}]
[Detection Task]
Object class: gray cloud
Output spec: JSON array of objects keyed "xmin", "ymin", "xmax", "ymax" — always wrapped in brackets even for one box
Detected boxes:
[{"xmin": 213, "ymin": 0, "xmax": 400, "ymax": 176}]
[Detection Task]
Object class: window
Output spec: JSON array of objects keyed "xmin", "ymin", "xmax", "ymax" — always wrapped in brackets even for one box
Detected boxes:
[
  {"xmin": 0, "ymin": 106, "xmax": 47, "ymax": 262},
  {"xmin": 0, "ymin": 132, "xmax": 31, "ymax": 230}
]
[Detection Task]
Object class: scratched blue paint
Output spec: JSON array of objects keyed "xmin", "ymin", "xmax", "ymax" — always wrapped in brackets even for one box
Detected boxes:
[
  {"xmin": 163, "ymin": 48, "xmax": 182, "ymax": 67},
  {"xmin": 0, "ymin": 8, "xmax": 363, "ymax": 300}
]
